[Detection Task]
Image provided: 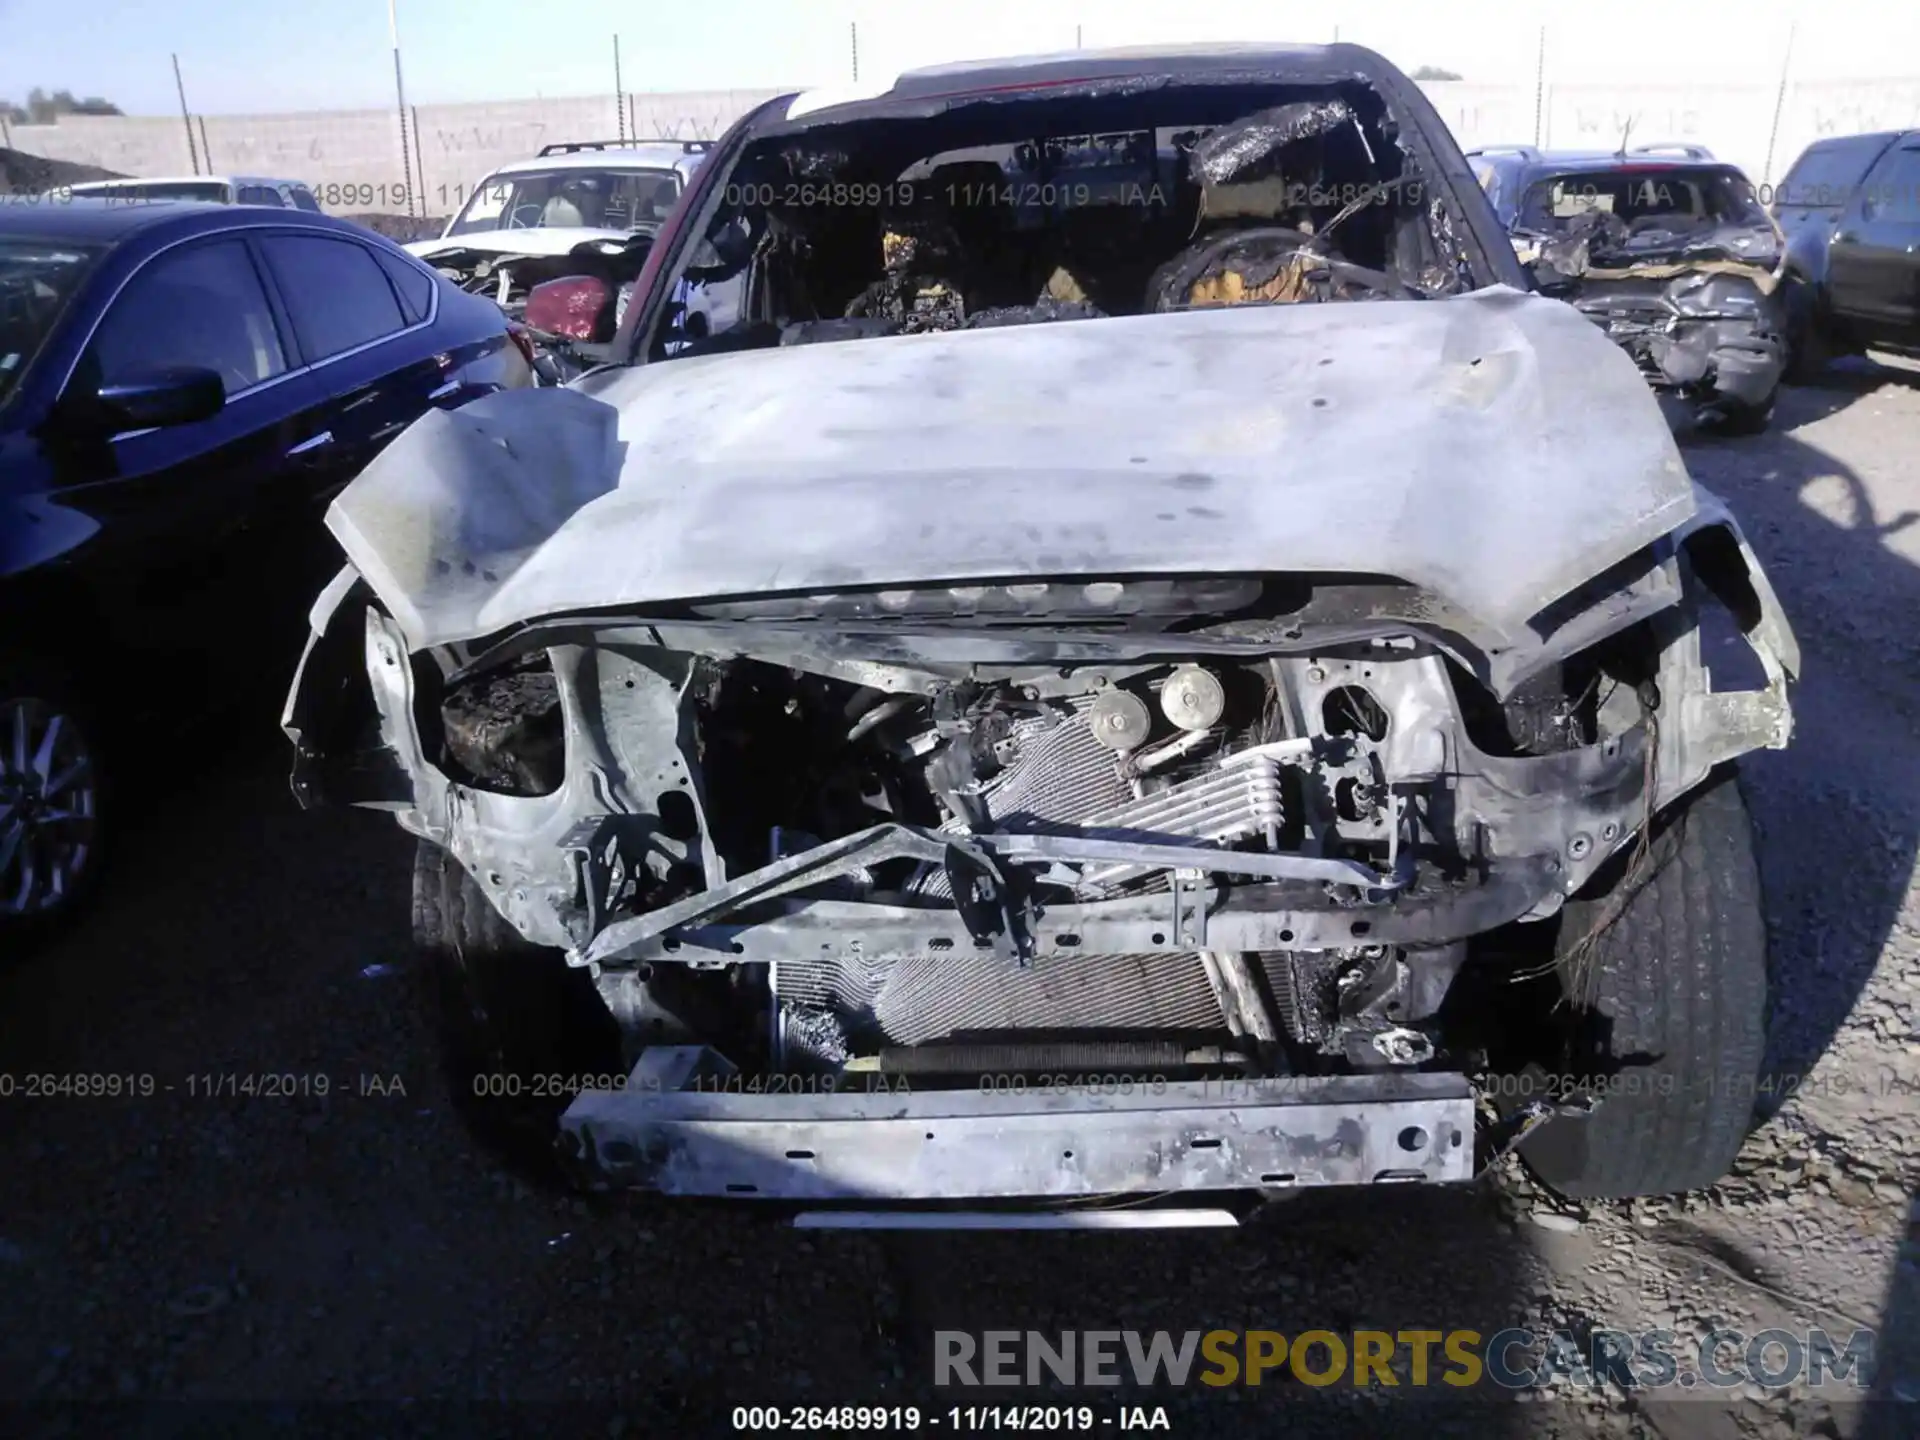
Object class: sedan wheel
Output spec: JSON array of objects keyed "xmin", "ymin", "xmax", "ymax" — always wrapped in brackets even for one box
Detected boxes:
[{"xmin": 0, "ymin": 696, "xmax": 100, "ymax": 919}]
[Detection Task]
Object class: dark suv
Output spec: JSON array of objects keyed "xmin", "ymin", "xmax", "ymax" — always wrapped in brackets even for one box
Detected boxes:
[
  {"xmin": 1468, "ymin": 144, "xmax": 1789, "ymax": 431},
  {"xmin": 1772, "ymin": 130, "xmax": 1920, "ymax": 376}
]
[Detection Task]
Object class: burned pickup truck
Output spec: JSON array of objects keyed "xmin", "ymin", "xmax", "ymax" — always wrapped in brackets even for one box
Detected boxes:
[
  {"xmin": 1468, "ymin": 145, "xmax": 1790, "ymax": 432},
  {"xmin": 286, "ymin": 47, "xmax": 1799, "ymax": 1225}
]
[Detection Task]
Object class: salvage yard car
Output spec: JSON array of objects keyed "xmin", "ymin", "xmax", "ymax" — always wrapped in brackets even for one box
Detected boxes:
[
  {"xmin": 1772, "ymin": 128, "xmax": 1920, "ymax": 378},
  {"xmin": 286, "ymin": 44, "xmax": 1801, "ymax": 1222},
  {"xmin": 1467, "ymin": 143, "xmax": 1789, "ymax": 431},
  {"xmin": 68, "ymin": 174, "xmax": 323, "ymax": 210},
  {"xmin": 406, "ymin": 139, "xmax": 714, "ymax": 374},
  {"xmin": 0, "ymin": 199, "xmax": 531, "ymax": 947}
]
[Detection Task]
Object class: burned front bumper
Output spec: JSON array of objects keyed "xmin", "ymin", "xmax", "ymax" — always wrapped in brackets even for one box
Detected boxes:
[
  {"xmin": 559, "ymin": 1050, "xmax": 1476, "ymax": 1200},
  {"xmin": 1647, "ymin": 315, "xmax": 1786, "ymax": 410},
  {"xmin": 1573, "ymin": 271, "xmax": 1788, "ymax": 412}
]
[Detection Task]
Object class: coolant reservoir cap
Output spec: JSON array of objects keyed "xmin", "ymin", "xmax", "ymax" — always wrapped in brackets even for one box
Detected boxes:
[
  {"xmin": 1161, "ymin": 665, "xmax": 1226, "ymax": 732},
  {"xmin": 1089, "ymin": 689, "xmax": 1153, "ymax": 752}
]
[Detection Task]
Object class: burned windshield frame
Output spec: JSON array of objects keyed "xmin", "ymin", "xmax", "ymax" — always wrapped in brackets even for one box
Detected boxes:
[{"xmin": 643, "ymin": 77, "xmax": 1468, "ymax": 364}]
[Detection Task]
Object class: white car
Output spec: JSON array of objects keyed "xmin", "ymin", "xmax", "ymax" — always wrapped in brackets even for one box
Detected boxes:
[
  {"xmin": 406, "ymin": 140, "xmax": 711, "ymax": 265},
  {"xmin": 67, "ymin": 175, "xmax": 322, "ymax": 209},
  {"xmin": 404, "ymin": 140, "xmax": 718, "ymax": 367}
]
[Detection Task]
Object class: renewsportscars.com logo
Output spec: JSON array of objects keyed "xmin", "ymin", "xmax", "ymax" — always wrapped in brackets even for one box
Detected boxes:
[{"xmin": 934, "ymin": 1327, "xmax": 1877, "ymax": 1392}]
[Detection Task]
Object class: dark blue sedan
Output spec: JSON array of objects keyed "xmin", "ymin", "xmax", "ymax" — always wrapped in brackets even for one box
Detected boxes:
[{"xmin": 0, "ymin": 198, "xmax": 532, "ymax": 944}]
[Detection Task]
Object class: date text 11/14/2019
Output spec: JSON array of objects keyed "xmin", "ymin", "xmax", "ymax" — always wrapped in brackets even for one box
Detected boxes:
[
  {"xmin": 730, "ymin": 1404, "xmax": 1173, "ymax": 1431},
  {"xmin": 0, "ymin": 1073, "xmax": 407, "ymax": 1099}
]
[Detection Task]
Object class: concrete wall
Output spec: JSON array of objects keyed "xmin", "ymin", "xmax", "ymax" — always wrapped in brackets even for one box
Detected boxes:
[
  {"xmin": 5, "ymin": 89, "xmax": 785, "ymax": 214},
  {"xmin": 9, "ymin": 76, "xmax": 1920, "ymax": 213},
  {"xmin": 1428, "ymin": 78, "xmax": 1920, "ymax": 187}
]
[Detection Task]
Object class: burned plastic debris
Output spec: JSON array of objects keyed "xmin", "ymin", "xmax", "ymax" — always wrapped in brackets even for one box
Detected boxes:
[
  {"xmin": 963, "ymin": 297, "xmax": 1106, "ymax": 328},
  {"xmin": 1188, "ymin": 99, "xmax": 1356, "ymax": 186},
  {"xmin": 1148, "ymin": 227, "xmax": 1398, "ymax": 310},
  {"xmin": 781, "ymin": 316, "xmax": 905, "ymax": 346},
  {"xmin": 440, "ymin": 663, "xmax": 564, "ymax": 796}
]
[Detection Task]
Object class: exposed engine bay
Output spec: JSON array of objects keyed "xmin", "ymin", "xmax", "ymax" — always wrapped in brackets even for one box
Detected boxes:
[
  {"xmin": 653, "ymin": 82, "xmax": 1471, "ymax": 360},
  {"xmin": 294, "ymin": 528, "xmax": 1795, "ymax": 1099},
  {"xmin": 440, "ymin": 626, "xmax": 1461, "ymax": 1078},
  {"xmin": 1516, "ymin": 166, "xmax": 1788, "ymax": 416}
]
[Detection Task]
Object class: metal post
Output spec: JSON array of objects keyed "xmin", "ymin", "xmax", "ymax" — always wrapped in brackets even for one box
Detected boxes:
[
  {"xmin": 1762, "ymin": 22, "xmax": 1797, "ymax": 187},
  {"xmin": 1, "ymin": 115, "xmax": 13, "ymax": 153},
  {"xmin": 411, "ymin": 104, "xmax": 428, "ymax": 217},
  {"xmin": 172, "ymin": 54, "xmax": 200, "ymax": 175},
  {"xmin": 850, "ymin": 21, "xmax": 859, "ymax": 83},
  {"xmin": 613, "ymin": 35, "xmax": 625, "ymax": 141},
  {"xmin": 389, "ymin": 0, "xmax": 416, "ymax": 217},
  {"xmin": 1076, "ymin": 24, "xmax": 1082, "ymax": 48},
  {"xmin": 1532, "ymin": 27, "xmax": 1546, "ymax": 148},
  {"xmin": 197, "ymin": 115, "xmax": 212, "ymax": 173}
]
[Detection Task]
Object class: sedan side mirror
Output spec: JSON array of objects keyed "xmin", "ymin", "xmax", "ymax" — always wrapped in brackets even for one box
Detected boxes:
[{"xmin": 90, "ymin": 366, "xmax": 226, "ymax": 432}]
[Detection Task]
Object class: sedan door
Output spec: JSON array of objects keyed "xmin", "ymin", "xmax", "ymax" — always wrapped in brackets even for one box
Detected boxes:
[
  {"xmin": 249, "ymin": 229, "xmax": 454, "ymax": 601},
  {"xmin": 36, "ymin": 233, "xmax": 305, "ymax": 680},
  {"xmin": 1827, "ymin": 139, "xmax": 1920, "ymax": 339}
]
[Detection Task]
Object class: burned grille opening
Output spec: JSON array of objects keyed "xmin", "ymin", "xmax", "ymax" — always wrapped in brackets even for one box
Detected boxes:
[{"xmin": 437, "ymin": 655, "xmax": 564, "ymax": 797}]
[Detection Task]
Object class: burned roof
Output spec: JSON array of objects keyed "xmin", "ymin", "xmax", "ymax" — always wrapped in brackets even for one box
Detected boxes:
[{"xmin": 780, "ymin": 43, "xmax": 1406, "ymax": 128}]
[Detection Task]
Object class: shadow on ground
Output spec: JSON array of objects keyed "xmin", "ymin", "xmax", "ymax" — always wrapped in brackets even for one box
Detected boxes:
[{"xmin": 1682, "ymin": 362, "xmax": 1920, "ymax": 1108}]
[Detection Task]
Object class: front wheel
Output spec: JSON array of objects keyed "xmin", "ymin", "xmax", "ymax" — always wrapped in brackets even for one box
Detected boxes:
[
  {"xmin": 0, "ymin": 670, "xmax": 107, "ymax": 958},
  {"xmin": 1783, "ymin": 282, "xmax": 1833, "ymax": 383},
  {"xmin": 1517, "ymin": 767, "xmax": 1770, "ymax": 1199},
  {"xmin": 1710, "ymin": 393, "xmax": 1776, "ymax": 435},
  {"xmin": 412, "ymin": 840, "xmax": 621, "ymax": 1177}
]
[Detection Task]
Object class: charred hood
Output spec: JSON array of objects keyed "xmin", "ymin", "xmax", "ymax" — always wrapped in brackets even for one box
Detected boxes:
[{"xmin": 325, "ymin": 285, "xmax": 1696, "ymax": 661}]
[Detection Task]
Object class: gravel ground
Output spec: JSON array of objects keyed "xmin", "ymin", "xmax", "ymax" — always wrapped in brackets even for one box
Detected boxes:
[{"xmin": 3, "ymin": 361, "xmax": 1919, "ymax": 1439}]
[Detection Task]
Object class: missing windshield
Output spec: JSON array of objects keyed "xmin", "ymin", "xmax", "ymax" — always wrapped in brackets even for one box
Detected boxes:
[{"xmin": 651, "ymin": 78, "xmax": 1460, "ymax": 360}]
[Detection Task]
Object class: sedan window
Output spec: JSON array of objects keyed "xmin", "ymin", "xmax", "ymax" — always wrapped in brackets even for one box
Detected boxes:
[
  {"xmin": 373, "ymin": 248, "xmax": 435, "ymax": 324},
  {"xmin": 87, "ymin": 238, "xmax": 288, "ymax": 398},
  {"xmin": 0, "ymin": 239, "xmax": 102, "ymax": 409},
  {"xmin": 238, "ymin": 186, "xmax": 284, "ymax": 207},
  {"xmin": 258, "ymin": 233, "xmax": 409, "ymax": 361}
]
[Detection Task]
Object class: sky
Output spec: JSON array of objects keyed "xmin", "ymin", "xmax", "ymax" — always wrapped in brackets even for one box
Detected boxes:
[{"xmin": 2, "ymin": 0, "xmax": 1917, "ymax": 117}]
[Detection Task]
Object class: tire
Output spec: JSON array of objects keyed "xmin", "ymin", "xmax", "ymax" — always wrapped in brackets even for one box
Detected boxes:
[
  {"xmin": 412, "ymin": 839, "xmax": 621, "ymax": 1177},
  {"xmin": 0, "ymin": 659, "xmax": 109, "ymax": 960},
  {"xmin": 1517, "ymin": 767, "xmax": 1769, "ymax": 1199},
  {"xmin": 1783, "ymin": 286, "xmax": 1831, "ymax": 384},
  {"xmin": 1711, "ymin": 394, "xmax": 1775, "ymax": 436}
]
